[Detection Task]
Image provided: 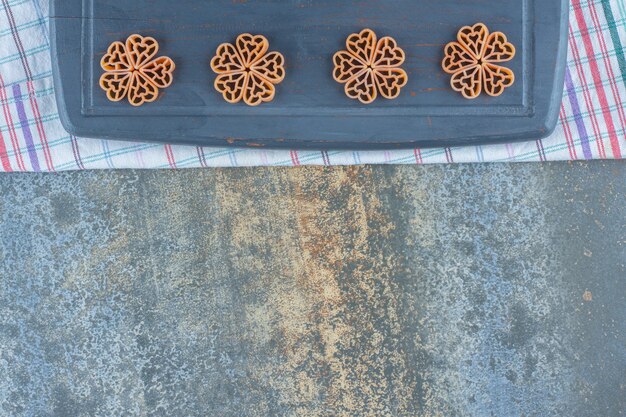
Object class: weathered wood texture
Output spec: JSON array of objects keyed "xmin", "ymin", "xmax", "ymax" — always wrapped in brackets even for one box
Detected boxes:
[{"xmin": 51, "ymin": 0, "xmax": 568, "ymax": 148}]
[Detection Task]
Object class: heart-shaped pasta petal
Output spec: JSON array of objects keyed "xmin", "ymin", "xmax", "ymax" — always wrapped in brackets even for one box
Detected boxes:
[
  {"xmin": 442, "ymin": 42, "xmax": 478, "ymax": 74},
  {"xmin": 333, "ymin": 51, "xmax": 367, "ymax": 83},
  {"xmin": 457, "ymin": 23, "xmax": 489, "ymax": 61},
  {"xmin": 483, "ymin": 32, "xmax": 516, "ymax": 63},
  {"xmin": 126, "ymin": 34, "xmax": 159, "ymax": 69},
  {"xmin": 450, "ymin": 65, "xmax": 483, "ymax": 99},
  {"xmin": 140, "ymin": 56, "xmax": 176, "ymax": 89},
  {"xmin": 99, "ymin": 72, "xmax": 131, "ymax": 102},
  {"xmin": 482, "ymin": 63, "xmax": 515, "ymax": 96},
  {"xmin": 211, "ymin": 43, "xmax": 245, "ymax": 74},
  {"xmin": 244, "ymin": 72, "xmax": 276, "ymax": 106},
  {"xmin": 101, "ymin": 41, "xmax": 132, "ymax": 72},
  {"xmin": 214, "ymin": 72, "xmax": 248, "ymax": 104},
  {"xmin": 251, "ymin": 51, "xmax": 286, "ymax": 83},
  {"xmin": 345, "ymin": 69, "xmax": 378, "ymax": 104},
  {"xmin": 373, "ymin": 68, "xmax": 408, "ymax": 99},
  {"xmin": 373, "ymin": 37, "xmax": 406, "ymax": 68},
  {"xmin": 127, "ymin": 72, "xmax": 160, "ymax": 107},
  {"xmin": 236, "ymin": 34, "xmax": 269, "ymax": 67},
  {"xmin": 346, "ymin": 29, "xmax": 377, "ymax": 66}
]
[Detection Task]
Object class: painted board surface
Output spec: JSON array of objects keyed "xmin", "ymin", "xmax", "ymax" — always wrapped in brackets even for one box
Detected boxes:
[{"xmin": 50, "ymin": 0, "xmax": 569, "ymax": 149}]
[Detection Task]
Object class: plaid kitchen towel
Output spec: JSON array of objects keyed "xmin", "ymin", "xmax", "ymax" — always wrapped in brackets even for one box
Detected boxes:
[{"xmin": 0, "ymin": 0, "xmax": 624, "ymax": 170}]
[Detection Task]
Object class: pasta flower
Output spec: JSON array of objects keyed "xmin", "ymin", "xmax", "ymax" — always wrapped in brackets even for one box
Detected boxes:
[
  {"xmin": 211, "ymin": 34, "xmax": 286, "ymax": 106},
  {"xmin": 333, "ymin": 29, "xmax": 409, "ymax": 104},
  {"xmin": 442, "ymin": 23, "xmax": 516, "ymax": 99},
  {"xmin": 100, "ymin": 34, "xmax": 175, "ymax": 106}
]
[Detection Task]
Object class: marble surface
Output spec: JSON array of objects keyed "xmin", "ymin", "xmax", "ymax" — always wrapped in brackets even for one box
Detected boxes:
[{"xmin": 0, "ymin": 162, "xmax": 624, "ymax": 416}]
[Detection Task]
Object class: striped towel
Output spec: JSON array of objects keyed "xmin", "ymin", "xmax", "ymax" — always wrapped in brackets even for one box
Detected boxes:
[{"xmin": 0, "ymin": 0, "xmax": 624, "ymax": 171}]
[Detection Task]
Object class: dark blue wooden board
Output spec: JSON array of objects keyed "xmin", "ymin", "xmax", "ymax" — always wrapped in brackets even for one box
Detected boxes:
[{"xmin": 50, "ymin": 0, "xmax": 569, "ymax": 150}]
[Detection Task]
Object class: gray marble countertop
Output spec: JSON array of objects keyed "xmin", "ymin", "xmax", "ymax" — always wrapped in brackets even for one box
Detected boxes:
[{"xmin": 0, "ymin": 162, "xmax": 624, "ymax": 416}]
